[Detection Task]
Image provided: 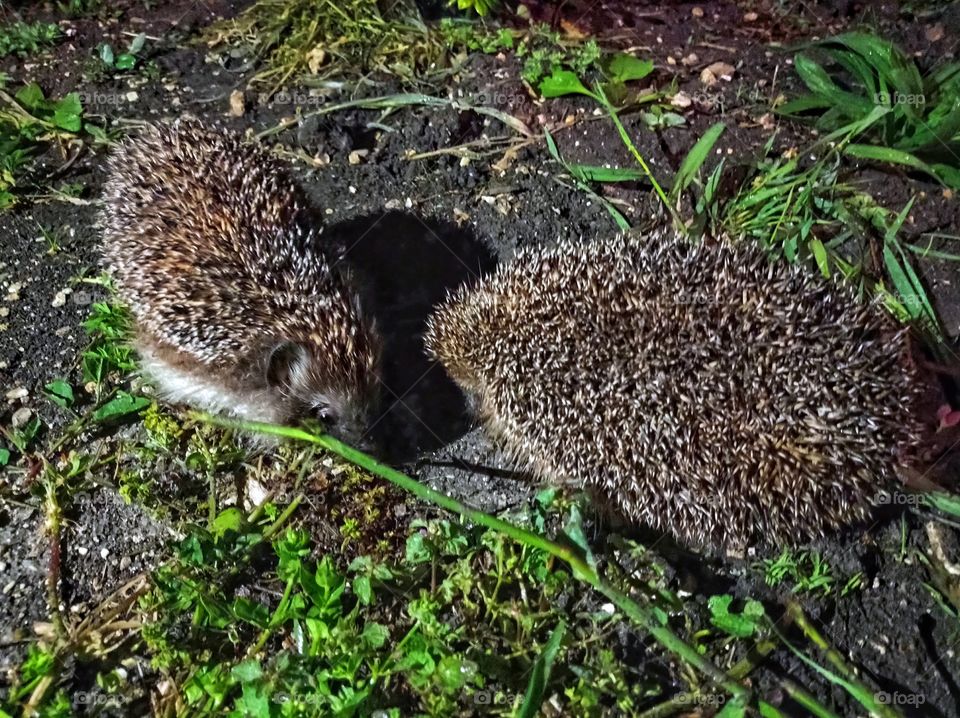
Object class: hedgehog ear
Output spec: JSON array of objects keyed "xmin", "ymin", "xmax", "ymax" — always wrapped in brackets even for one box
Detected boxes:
[{"xmin": 265, "ymin": 340, "xmax": 309, "ymax": 389}]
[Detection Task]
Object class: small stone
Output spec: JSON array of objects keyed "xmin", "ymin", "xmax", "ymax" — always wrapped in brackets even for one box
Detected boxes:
[
  {"xmin": 125, "ymin": 91, "xmax": 138, "ymax": 102},
  {"xmin": 51, "ymin": 288, "xmax": 71, "ymax": 307},
  {"xmin": 6, "ymin": 387, "xmax": 27, "ymax": 401},
  {"xmin": 11, "ymin": 407, "xmax": 32, "ymax": 428},
  {"xmin": 692, "ymin": 6, "xmax": 704, "ymax": 17},
  {"xmin": 348, "ymin": 149, "xmax": 369, "ymax": 165},
  {"xmin": 705, "ymin": 62, "xmax": 735, "ymax": 81},
  {"xmin": 100, "ymin": 548, "xmax": 110, "ymax": 559},
  {"xmin": 227, "ymin": 89, "xmax": 245, "ymax": 117},
  {"xmin": 306, "ymin": 46, "xmax": 327, "ymax": 74},
  {"xmin": 77, "ymin": 546, "xmax": 88, "ymax": 556},
  {"xmin": 384, "ymin": 199, "xmax": 403, "ymax": 210},
  {"xmin": 671, "ymin": 91, "xmax": 693, "ymax": 109},
  {"xmin": 744, "ymin": 11, "xmax": 758, "ymax": 21},
  {"xmin": 681, "ymin": 53, "xmax": 699, "ymax": 67},
  {"xmin": 926, "ymin": 24, "xmax": 945, "ymax": 42}
]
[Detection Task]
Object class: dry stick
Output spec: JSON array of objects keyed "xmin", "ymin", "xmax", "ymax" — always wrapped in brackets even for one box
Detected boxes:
[
  {"xmin": 199, "ymin": 415, "xmax": 751, "ymax": 703},
  {"xmin": 42, "ymin": 472, "xmax": 67, "ymax": 641}
]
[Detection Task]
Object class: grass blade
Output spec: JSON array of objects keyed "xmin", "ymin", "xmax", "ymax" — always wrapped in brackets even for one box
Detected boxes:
[{"xmin": 517, "ymin": 621, "xmax": 566, "ymax": 718}]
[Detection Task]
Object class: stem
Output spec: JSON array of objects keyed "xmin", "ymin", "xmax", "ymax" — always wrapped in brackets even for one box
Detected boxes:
[{"xmin": 593, "ymin": 85, "xmax": 673, "ymax": 220}]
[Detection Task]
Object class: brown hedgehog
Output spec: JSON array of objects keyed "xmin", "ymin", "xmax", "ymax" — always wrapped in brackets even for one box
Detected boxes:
[
  {"xmin": 101, "ymin": 118, "xmax": 380, "ymax": 446},
  {"xmin": 425, "ymin": 232, "xmax": 927, "ymax": 550}
]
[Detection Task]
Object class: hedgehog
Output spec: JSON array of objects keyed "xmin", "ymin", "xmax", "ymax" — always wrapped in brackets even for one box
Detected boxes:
[
  {"xmin": 424, "ymin": 231, "xmax": 928, "ymax": 550},
  {"xmin": 100, "ymin": 117, "xmax": 380, "ymax": 446}
]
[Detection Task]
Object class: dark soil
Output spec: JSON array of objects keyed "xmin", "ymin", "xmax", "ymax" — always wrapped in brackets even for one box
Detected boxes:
[{"xmin": 2, "ymin": 0, "xmax": 960, "ymax": 716}]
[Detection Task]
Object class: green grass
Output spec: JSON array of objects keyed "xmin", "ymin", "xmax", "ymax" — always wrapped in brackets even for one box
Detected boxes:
[
  {"xmin": 781, "ymin": 32, "xmax": 960, "ymax": 189},
  {"xmin": 0, "ymin": 21, "xmax": 60, "ymax": 59}
]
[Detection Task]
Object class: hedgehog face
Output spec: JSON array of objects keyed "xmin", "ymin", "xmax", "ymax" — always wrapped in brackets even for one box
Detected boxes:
[{"xmin": 265, "ymin": 335, "xmax": 379, "ymax": 450}]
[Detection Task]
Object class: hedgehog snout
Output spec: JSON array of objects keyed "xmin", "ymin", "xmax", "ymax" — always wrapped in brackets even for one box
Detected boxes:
[{"xmin": 309, "ymin": 390, "xmax": 377, "ymax": 452}]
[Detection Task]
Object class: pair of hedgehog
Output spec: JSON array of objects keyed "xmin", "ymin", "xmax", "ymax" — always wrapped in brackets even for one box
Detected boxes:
[{"xmin": 102, "ymin": 118, "xmax": 928, "ymax": 551}]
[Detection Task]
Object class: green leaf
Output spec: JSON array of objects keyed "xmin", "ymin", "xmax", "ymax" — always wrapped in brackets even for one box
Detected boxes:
[
  {"xmin": 567, "ymin": 165, "xmax": 647, "ymax": 183},
  {"xmin": 606, "ymin": 53, "xmax": 654, "ymax": 83},
  {"xmin": 539, "ymin": 69, "xmax": 595, "ymax": 99},
  {"xmin": 517, "ymin": 621, "xmax": 566, "ymax": 718},
  {"xmin": 361, "ymin": 622, "xmax": 389, "ymax": 649},
  {"xmin": 671, "ymin": 122, "xmax": 726, "ymax": 200},
  {"xmin": 353, "ymin": 575, "xmax": 373, "ymax": 605},
  {"xmin": 0, "ymin": 448, "xmax": 9, "ymax": 466},
  {"xmin": 11, "ymin": 416, "xmax": 41, "ymax": 452},
  {"xmin": 844, "ymin": 143, "xmax": 942, "ymax": 184},
  {"xmin": 15, "ymin": 82, "xmax": 45, "ymax": 110},
  {"xmin": 232, "ymin": 598, "xmax": 269, "ymax": 628},
  {"xmin": 809, "ymin": 238, "xmax": 830, "ymax": 278},
  {"xmin": 716, "ymin": 696, "xmax": 748, "ymax": 718},
  {"xmin": 708, "ymin": 595, "xmax": 765, "ymax": 638},
  {"xmin": 924, "ymin": 492, "xmax": 960, "ymax": 518},
  {"xmin": 44, "ymin": 379, "xmax": 74, "ymax": 408},
  {"xmin": 92, "ymin": 391, "xmax": 150, "ymax": 422},
  {"xmin": 211, "ymin": 507, "xmax": 244, "ymax": 537},
  {"xmin": 99, "ymin": 43, "xmax": 114, "ymax": 66},
  {"xmin": 128, "ymin": 33, "xmax": 146, "ymax": 54},
  {"xmin": 114, "ymin": 53, "xmax": 136, "ymax": 71},
  {"xmin": 52, "ymin": 93, "xmax": 82, "ymax": 132}
]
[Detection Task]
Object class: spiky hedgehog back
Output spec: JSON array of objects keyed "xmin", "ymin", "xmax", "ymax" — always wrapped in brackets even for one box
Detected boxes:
[
  {"xmin": 425, "ymin": 232, "xmax": 927, "ymax": 549},
  {"xmin": 101, "ymin": 117, "xmax": 377, "ymax": 393}
]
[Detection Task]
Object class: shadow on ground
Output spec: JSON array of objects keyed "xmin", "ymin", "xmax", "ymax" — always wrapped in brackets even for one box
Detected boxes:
[{"xmin": 329, "ymin": 211, "xmax": 497, "ymax": 463}]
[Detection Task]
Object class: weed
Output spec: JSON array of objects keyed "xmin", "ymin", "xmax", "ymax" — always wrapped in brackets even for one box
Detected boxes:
[
  {"xmin": 81, "ymin": 298, "xmax": 135, "ymax": 396},
  {"xmin": 206, "ymin": 0, "xmax": 437, "ymax": 90},
  {"xmin": 37, "ymin": 223, "xmax": 63, "ymax": 254},
  {"xmin": 449, "ymin": 0, "xmax": 499, "ymax": 16},
  {"xmin": 0, "ymin": 21, "xmax": 60, "ymax": 59},
  {"xmin": 781, "ymin": 32, "xmax": 960, "ymax": 188},
  {"xmin": 97, "ymin": 33, "xmax": 146, "ymax": 72},
  {"xmin": 0, "ymin": 82, "xmax": 84, "ymax": 209},
  {"xmin": 758, "ymin": 550, "xmax": 837, "ymax": 596}
]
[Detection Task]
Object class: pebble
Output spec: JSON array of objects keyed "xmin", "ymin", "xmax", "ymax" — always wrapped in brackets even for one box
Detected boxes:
[
  {"xmin": 11, "ymin": 407, "xmax": 32, "ymax": 429},
  {"xmin": 6, "ymin": 387, "xmax": 27, "ymax": 401},
  {"xmin": 51, "ymin": 288, "xmax": 71, "ymax": 307}
]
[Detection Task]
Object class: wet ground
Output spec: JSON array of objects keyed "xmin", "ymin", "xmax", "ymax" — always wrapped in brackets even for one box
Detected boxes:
[{"xmin": 2, "ymin": 0, "xmax": 960, "ymax": 715}]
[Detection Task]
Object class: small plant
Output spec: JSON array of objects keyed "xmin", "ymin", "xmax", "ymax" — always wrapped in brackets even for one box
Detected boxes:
[
  {"xmin": 0, "ymin": 21, "xmax": 60, "ymax": 59},
  {"xmin": 97, "ymin": 33, "xmax": 146, "ymax": 72},
  {"xmin": 759, "ymin": 550, "xmax": 836, "ymax": 596},
  {"xmin": 81, "ymin": 297, "xmax": 136, "ymax": 395},
  {"xmin": 781, "ymin": 32, "xmax": 960, "ymax": 188},
  {"xmin": 0, "ymin": 83, "xmax": 84, "ymax": 209},
  {"xmin": 57, "ymin": 0, "xmax": 103, "ymax": 15},
  {"xmin": 449, "ymin": 0, "xmax": 498, "ymax": 16}
]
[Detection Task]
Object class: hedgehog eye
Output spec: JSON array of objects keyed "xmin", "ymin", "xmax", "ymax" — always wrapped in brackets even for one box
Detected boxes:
[{"xmin": 314, "ymin": 404, "xmax": 337, "ymax": 425}]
